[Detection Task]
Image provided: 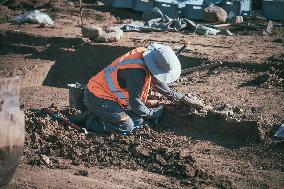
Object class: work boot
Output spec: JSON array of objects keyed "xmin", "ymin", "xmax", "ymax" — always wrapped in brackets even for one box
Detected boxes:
[
  {"xmin": 69, "ymin": 111, "xmax": 88, "ymax": 125},
  {"xmin": 84, "ymin": 115, "xmax": 105, "ymax": 133}
]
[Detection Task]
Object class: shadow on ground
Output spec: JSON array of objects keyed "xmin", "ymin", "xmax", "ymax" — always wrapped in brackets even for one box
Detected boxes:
[{"xmin": 0, "ymin": 31, "xmax": 215, "ymax": 88}]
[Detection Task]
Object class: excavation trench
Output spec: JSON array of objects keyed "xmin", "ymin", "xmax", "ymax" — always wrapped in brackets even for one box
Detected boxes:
[{"xmin": 162, "ymin": 105, "xmax": 261, "ymax": 144}]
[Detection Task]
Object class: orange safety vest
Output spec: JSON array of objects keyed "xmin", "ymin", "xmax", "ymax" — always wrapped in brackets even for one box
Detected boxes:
[{"xmin": 87, "ymin": 47, "xmax": 152, "ymax": 107}]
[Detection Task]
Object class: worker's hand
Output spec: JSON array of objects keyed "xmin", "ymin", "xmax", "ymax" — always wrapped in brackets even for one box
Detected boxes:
[
  {"xmin": 180, "ymin": 93, "xmax": 205, "ymax": 109},
  {"xmin": 148, "ymin": 105, "xmax": 164, "ymax": 126},
  {"xmin": 151, "ymin": 105, "xmax": 164, "ymax": 119}
]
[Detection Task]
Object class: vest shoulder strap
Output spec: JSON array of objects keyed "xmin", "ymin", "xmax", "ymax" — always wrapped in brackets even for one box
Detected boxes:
[{"xmin": 104, "ymin": 58, "xmax": 146, "ymax": 101}]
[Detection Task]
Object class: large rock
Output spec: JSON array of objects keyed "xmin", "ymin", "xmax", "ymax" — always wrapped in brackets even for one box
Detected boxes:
[
  {"xmin": 203, "ymin": 6, "xmax": 227, "ymax": 23},
  {"xmin": 96, "ymin": 26, "xmax": 123, "ymax": 43},
  {"xmin": 81, "ymin": 26, "xmax": 103, "ymax": 39},
  {"xmin": 105, "ymin": 26, "xmax": 123, "ymax": 38},
  {"xmin": 96, "ymin": 32, "xmax": 120, "ymax": 43}
]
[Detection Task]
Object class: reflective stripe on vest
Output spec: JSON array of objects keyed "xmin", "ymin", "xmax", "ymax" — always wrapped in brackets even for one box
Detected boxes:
[{"xmin": 104, "ymin": 58, "xmax": 145, "ymax": 101}]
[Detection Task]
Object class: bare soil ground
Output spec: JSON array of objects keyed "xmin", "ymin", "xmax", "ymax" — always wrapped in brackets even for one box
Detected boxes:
[{"xmin": 1, "ymin": 0, "xmax": 284, "ymax": 188}]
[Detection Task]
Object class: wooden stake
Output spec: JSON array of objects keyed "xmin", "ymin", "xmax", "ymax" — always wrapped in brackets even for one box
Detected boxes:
[{"xmin": 79, "ymin": 0, "xmax": 84, "ymax": 27}]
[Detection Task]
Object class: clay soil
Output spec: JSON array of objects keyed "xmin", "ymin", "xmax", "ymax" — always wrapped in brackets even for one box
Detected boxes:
[{"xmin": 1, "ymin": 0, "xmax": 284, "ymax": 188}]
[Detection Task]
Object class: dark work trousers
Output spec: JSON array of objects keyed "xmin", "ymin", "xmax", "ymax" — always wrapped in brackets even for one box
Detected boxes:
[{"xmin": 84, "ymin": 88, "xmax": 144, "ymax": 134}]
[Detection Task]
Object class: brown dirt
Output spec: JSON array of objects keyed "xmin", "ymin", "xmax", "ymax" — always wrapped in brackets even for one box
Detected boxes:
[{"xmin": 0, "ymin": 0, "xmax": 283, "ymax": 188}]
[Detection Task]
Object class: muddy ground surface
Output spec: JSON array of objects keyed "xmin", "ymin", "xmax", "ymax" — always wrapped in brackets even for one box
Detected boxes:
[{"xmin": 1, "ymin": 0, "xmax": 284, "ymax": 188}]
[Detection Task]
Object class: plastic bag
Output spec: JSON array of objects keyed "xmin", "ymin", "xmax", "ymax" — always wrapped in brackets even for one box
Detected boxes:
[{"xmin": 14, "ymin": 10, "xmax": 54, "ymax": 25}]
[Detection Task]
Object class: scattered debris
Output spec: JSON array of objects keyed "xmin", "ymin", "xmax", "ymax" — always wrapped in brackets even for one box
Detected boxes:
[
  {"xmin": 120, "ymin": 17, "xmax": 196, "ymax": 32},
  {"xmin": 194, "ymin": 24, "xmax": 220, "ymax": 35},
  {"xmin": 14, "ymin": 10, "xmax": 54, "ymax": 25},
  {"xmin": 40, "ymin": 155, "xmax": 51, "ymax": 166},
  {"xmin": 263, "ymin": 20, "xmax": 273, "ymax": 35}
]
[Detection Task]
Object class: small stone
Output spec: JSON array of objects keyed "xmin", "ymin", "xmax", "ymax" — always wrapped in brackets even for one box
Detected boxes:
[
  {"xmin": 227, "ymin": 111, "xmax": 234, "ymax": 117},
  {"xmin": 81, "ymin": 26, "xmax": 103, "ymax": 39},
  {"xmin": 40, "ymin": 154, "xmax": 51, "ymax": 165},
  {"xmin": 155, "ymin": 154, "xmax": 167, "ymax": 165},
  {"xmin": 208, "ymin": 69, "xmax": 219, "ymax": 75}
]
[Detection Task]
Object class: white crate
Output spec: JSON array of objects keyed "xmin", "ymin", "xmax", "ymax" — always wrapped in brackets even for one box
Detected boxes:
[
  {"xmin": 133, "ymin": 0, "xmax": 155, "ymax": 12},
  {"xmin": 112, "ymin": 0, "xmax": 133, "ymax": 8},
  {"xmin": 262, "ymin": 0, "xmax": 284, "ymax": 20},
  {"xmin": 155, "ymin": 0, "xmax": 179, "ymax": 18},
  {"xmin": 184, "ymin": 0, "xmax": 208, "ymax": 20}
]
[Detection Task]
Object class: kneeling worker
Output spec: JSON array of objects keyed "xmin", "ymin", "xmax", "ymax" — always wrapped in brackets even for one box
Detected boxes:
[{"xmin": 84, "ymin": 43, "xmax": 186, "ymax": 134}]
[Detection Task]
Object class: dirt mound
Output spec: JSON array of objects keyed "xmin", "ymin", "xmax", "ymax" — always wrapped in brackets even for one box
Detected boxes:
[{"xmin": 23, "ymin": 106, "xmax": 234, "ymax": 188}]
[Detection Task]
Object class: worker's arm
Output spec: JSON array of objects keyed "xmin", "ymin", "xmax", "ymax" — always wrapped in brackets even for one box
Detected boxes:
[
  {"xmin": 152, "ymin": 78, "xmax": 185, "ymax": 101},
  {"xmin": 118, "ymin": 68, "xmax": 161, "ymax": 118}
]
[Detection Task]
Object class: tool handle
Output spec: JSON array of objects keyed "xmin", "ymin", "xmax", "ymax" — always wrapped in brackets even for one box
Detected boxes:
[
  {"xmin": 181, "ymin": 61, "xmax": 223, "ymax": 75},
  {"xmin": 176, "ymin": 44, "xmax": 187, "ymax": 57},
  {"xmin": 42, "ymin": 108, "xmax": 81, "ymax": 130}
]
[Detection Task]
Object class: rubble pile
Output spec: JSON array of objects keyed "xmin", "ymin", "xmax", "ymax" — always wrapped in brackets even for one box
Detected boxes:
[{"xmin": 23, "ymin": 107, "xmax": 233, "ymax": 188}]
